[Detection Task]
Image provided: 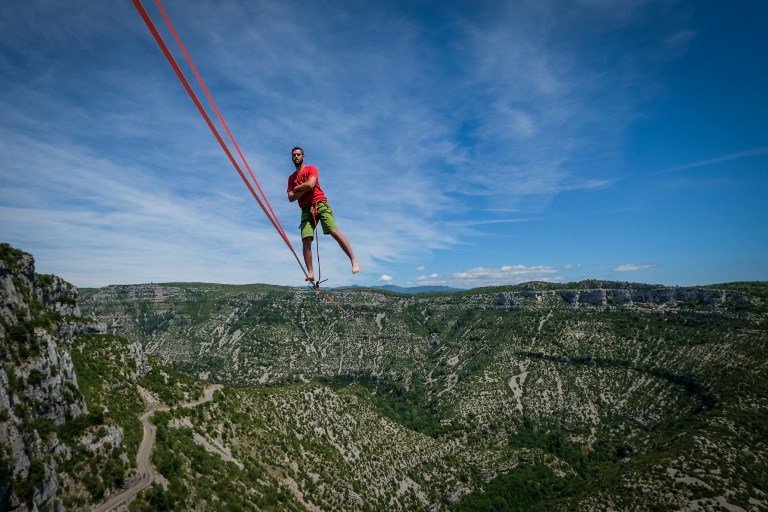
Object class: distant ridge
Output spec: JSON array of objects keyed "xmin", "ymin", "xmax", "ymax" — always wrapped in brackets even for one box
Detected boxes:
[{"xmin": 337, "ymin": 284, "xmax": 466, "ymax": 294}]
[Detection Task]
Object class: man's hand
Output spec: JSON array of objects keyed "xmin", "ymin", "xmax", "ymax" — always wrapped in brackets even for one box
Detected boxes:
[{"xmin": 287, "ymin": 176, "xmax": 317, "ymax": 202}]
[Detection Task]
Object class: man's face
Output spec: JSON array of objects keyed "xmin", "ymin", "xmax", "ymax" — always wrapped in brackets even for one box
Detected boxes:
[{"xmin": 292, "ymin": 150, "xmax": 304, "ymax": 166}]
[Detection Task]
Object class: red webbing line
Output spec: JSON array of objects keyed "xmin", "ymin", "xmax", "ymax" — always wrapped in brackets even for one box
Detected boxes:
[
  {"xmin": 314, "ymin": 286, "xmax": 351, "ymax": 316},
  {"xmin": 131, "ymin": 0, "xmax": 307, "ymax": 277},
  {"xmin": 153, "ymin": 0, "xmax": 289, "ymax": 240}
]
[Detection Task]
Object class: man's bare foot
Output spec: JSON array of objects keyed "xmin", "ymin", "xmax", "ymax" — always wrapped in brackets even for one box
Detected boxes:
[
  {"xmin": 306, "ymin": 274, "xmax": 315, "ymax": 283},
  {"xmin": 351, "ymin": 260, "xmax": 360, "ymax": 274}
]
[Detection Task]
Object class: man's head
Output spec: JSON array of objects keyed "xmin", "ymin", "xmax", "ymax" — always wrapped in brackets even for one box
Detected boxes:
[{"xmin": 291, "ymin": 147, "xmax": 304, "ymax": 167}]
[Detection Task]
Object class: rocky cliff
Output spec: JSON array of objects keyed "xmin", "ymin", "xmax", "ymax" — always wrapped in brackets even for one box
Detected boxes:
[
  {"xmin": 0, "ymin": 244, "xmax": 94, "ymax": 511},
  {"xmin": 0, "ymin": 244, "xmax": 151, "ymax": 511},
  {"xmin": 497, "ymin": 282, "xmax": 740, "ymax": 309}
]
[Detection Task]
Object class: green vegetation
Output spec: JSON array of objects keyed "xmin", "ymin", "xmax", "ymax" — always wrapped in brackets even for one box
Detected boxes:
[
  {"xmin": 0, "ymin": 242, "xmax": 29, "ymax": 272},
  {"xmin": 144, "ymin": 409, "xmax": 300, "ymax": 511},
  {"xmin": 454, "ymin": 463, "xmax": 565, "ymax": 511},
  {"xmin": 229, "ymin": 290, "xmax": 296, "ymax": 329},
  {"xmin": 140, "ymin": 357, "xmax": 207, "ymax": 406},
  {"xmin": 322, "ymin": 375, "xmax": 453, "ymax": 438},
  {"xmin": 70, "ymin": 334, "xmax": 143, "ymax": 455},
  {"xmin": 79, "ymin": 279, "xmax": 766, "ymax": 510},
  {"xmin": 57, "ymin": 410, "xmax": 105, "ymax": 442},
  {"xmin": 5, "ymin": 239, "xmax": 765, "ymax": 512},
  {"xmin": 6, "ymin": 322, "xmax": 40, "ymax": 360},
  {"xmin": 455, "ymin": 423, "xmax": 636, "ymax": 511},
  {"xmin": 12, "ymin": 457, "xmax": 46, "ymax": 507},
  {"xmin": 56, "ymin": 333, "xmax": 144, "ymax": 501}
]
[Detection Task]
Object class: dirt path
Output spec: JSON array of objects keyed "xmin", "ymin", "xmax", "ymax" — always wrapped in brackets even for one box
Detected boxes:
[{"xmin": 92, "ymin": 384, "xmax": 223, "ymax": 512}]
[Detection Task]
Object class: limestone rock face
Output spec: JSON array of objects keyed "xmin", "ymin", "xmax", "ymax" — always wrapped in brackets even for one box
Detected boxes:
[
  {"xmin": 0, "ymin": 243, "xmax": 91, "ymax": 512},
  {"xmin": 0, "ymin": 249, "xmax": 34, "ymax": 327},
  {"xmin": 35, "ymin": 274, "xmax": 81, "ymax": 318},
  {"xmin": 497, "ymin": 284, "xmax": 739, "ymax": 310}
]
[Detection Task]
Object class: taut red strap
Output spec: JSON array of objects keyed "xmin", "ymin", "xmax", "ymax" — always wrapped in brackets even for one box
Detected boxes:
[
  {"xmin": 131, "ymin": 0, "xmax": 307, "ymax": 278},
  {"xmin": 152, "ymin": 0, "xmax": 288, "ymax": 241},
  {"xmin": 313, "ymin": 285, "xmax": 351, "ymax": 316}
]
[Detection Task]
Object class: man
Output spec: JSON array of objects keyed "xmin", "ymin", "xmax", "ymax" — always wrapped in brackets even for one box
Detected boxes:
[{"xmin": 287, "ymin": 147, "xmax": 359, "ymax": 283}]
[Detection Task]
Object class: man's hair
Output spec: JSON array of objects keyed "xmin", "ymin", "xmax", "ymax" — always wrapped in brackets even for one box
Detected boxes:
[{"xmin": 291, "ymin": 146, "xmax": 304, "ymax": 155}]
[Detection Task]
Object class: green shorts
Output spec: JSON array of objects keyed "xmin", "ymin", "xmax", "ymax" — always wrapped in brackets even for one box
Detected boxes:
[{"xmin": 300, "ymin": 201, "xmax": 338, "ymax": 239}]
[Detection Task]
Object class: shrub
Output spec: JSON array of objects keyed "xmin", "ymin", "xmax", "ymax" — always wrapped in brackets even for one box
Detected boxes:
[{"xmin": 27, "ymin": 369, "xmax": 44, "ymax": 387}]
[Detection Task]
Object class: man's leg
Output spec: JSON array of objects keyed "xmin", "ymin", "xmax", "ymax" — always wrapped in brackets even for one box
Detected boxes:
[
  {"xmin": 302, "ymin": 236, "xmax": 315, "ymax": 281},
  {"xmin": 331, "ymin": 230, "xmax": 360, "ymax": 274}
]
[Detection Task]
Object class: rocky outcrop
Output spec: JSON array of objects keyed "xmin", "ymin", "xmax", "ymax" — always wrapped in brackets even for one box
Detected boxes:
[
  {"xmin": 497, "ymin": 283, "xmax": 740, "ymax": 310},
  {"xmin": 0, "ymin": 243, "xmax": 102, "ymax": 511},
  {"xmin": 0, "ymin": 248, "xmax": 34, "ymax": 328},
  {"xmin": 34, "ymin": 274, "xmax": 80, "ymax": 318}
]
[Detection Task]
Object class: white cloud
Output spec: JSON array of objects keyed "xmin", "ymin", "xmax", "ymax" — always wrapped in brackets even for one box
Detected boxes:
[
  {"xmin": 563, "ymin": 263, "xmax": 574, "ymax": 269},
  {"xmin": 379, "ymin": 274, "xmax": 394, "ymax": 282},
  {"xmin": 414, "ymin": 264, "xmax": 561, "ymax": 289},
  {"xmin": 0, "ymin": 1, "xmax": 459, "ymax": 287},
  {"xmin": 613, "ymin": 263, "xmax": 655, "ymax": 272},
  {"xmin": 0, "ymin": 131, "xmax": 296, "ymax": 287},
  {"xmin": 0, "ymin": 1, "xmax": 696, "ymax": 288}
]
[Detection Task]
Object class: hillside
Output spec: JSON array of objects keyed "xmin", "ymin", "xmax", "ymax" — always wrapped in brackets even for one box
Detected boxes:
[
  {"xmin": 3, "ymin": 240, "xmax": 766, "ymax": 510},
  {"xmin": 76, "ymin": 279, "xmax": 768, "ymax": 510}
]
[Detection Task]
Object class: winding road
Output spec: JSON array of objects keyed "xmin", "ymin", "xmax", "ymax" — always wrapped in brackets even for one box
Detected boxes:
[{"xmin": 92, "ymin": 384, "xmax": 222, "ymax": 512}]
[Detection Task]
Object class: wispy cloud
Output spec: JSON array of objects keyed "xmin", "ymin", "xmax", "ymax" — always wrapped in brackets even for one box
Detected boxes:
[
  {"xmin": 435, "ymin": 1, "xmax": 647, "ymax": 215},
  {"xmin": 0, "ymin": 0, "xmax": 456, "ymax": 286},
  {"xmin": 449, "ymin": 217, "xmax": 550, "ymax": 227},
  {"xmin": 662, "ymin": 29, "xmax": 697, "ymax": 59},
  {"xmin": 613, "ymin": 263, "xmax": 655, "ymax": 272},
  {"xmin": 652, "ymin": 146, "xmax": 768, "ymax": 175},
  {"xmin": 0, "ymin": 0, "xmax": 707, "ymax": 287},
  {"xmin": 0, "ymin": 130, "xmax": 292, "ymax": 286},
  {"xmin": 379, "ymin": 274, "xmax": 393, "ymax": 282},
  {"xmin": 412, "ymin": 264, "xmax": 562, "ymax": 288}
]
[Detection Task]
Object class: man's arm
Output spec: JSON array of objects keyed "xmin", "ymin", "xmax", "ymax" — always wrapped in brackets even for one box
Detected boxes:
[{"xmin": 287, "ymin": 176, "xmax": 317, "ymax": 202}]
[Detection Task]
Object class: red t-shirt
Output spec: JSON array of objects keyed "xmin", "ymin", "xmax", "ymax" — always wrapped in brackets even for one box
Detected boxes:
[{"xmin": 287, "ymin": 165, "xmax": 327, "ymax": 209}]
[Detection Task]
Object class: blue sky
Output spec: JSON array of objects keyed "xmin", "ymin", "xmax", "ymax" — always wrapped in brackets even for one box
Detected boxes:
[{"xmin": 1, "ymin": 0, "xmax": 766, "ymax": 288}]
